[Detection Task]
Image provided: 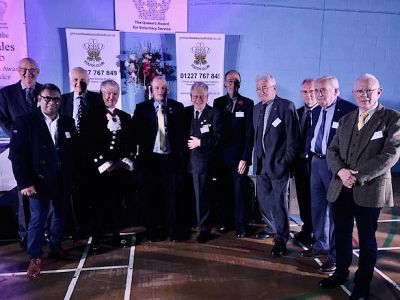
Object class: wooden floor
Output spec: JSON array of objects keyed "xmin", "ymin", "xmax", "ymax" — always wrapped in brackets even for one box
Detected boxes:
[{"xmin": 1, "ymin": 176, "xmax": 400, "ymax": 300}]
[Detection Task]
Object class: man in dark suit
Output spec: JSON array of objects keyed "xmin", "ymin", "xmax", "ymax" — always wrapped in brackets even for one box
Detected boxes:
[
  {"xmin": 293, "ymin": 78, "xmax": 321, "ymax": 245},
  {"xmin": 9, "ymin": 83, "xmax": 77, "ymax": 278},
  {"xmin": 133, "ymin": 76, "xmax": 185, "ymax": 241},
  {"xmin": 81, "ymin": 80, "xmax": 134, "ymax": 251},
  {"xmin": 320, "ymin": 74, "xmax": 400, "ymax": 299},
  {"xmin": 60, "ymin": 67, "xmax": 103, "ymax": 238},
  {"xmin": 253, "ymin": 73, "xmax": 300, "ymax": 256},
  {"xmin": 300, "ymin": 75, "xmax": 356, "ymax": 274},
  {"xmin": 213, "ymin": 70, "xmax": 254, "ymax": 238},
  {"xmin": 0, "ymin": 57, "xmax": 42, "ymax": 249},
  {"xmin": 185, "ymin": 82, "xmax": 222, "ymax": 243}
]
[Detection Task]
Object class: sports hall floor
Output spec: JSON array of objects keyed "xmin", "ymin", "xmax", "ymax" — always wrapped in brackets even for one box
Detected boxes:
[{"xmin": 0, "ymin": 175, "xmax": 399, "ymax": 300}]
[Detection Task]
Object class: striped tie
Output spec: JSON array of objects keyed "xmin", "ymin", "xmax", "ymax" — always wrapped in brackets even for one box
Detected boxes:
[{"xmin": 76, "ymin": 96, "xmax": 83, "ymax": 134}]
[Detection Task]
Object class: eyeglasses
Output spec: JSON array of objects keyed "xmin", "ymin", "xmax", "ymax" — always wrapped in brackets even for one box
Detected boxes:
[
  {"xmin": 256, "ymin": 85, "xmax": 274, "ymax": 93},
  {"xmin": 40, "ymin": 95, "xmax": 62, "ymax": 104},
  {"xmin": 301, "ymin": 90, "xmax": 315, "ymax": 95},
  {"xmin": 314, "ymin": 88, "xmax": 332, "ymax": 95},
  {"xmin": 18, "ymin": 67, "xmax": 39, "ymax": 74},
  {"xmin": 352, "ymin": 89, "xmax": 379, "ymax": 96},
  {"xmin": 226, "ymin": 79, "xmax": 240, "ymax": 85}
]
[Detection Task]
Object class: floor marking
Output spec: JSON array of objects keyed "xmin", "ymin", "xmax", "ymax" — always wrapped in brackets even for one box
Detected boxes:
[
  {"xmin": 124, "ymin": 244, "xmax": 136, "ymax": 300},
  {"xmin": 353, "ymin": 249, "xmax": 400, "ymax": 293},
  {"xmin": 377, "ymin": 219, "xmax": 400, "ymax": 223},
  {"xmin": 64, "ymin": 236, "xmax": 92, "ymax": 300}
]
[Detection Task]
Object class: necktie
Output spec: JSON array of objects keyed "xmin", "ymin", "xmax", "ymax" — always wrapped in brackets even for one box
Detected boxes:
[
  {"xmin": 76, "ymin": 96, "xmax": 84, "ymax": 134},
  {"xmin": 302, "ymin": 110, "xmax": 312, "ymax": 156},
  {"xmin": 25, "ymin": 88, "xmax": 33, "ymax": 109},
  {"xmin": 226, "ymin": 97, "xmax": 236, "ymax": 113},
  {"xmin": 357, "ymin": 112, "xmax": 369, "ymax": 130},
  {"xmin": 255, "ymin": 103, "xmax": 267, "ymax": 158},
  {"xmin": 314, "ymin": 110, "xmax": 327, "ymax": 154},
  {"xmin": 157, "ymin": 103, "xmax": 166, "ymax": 152}
]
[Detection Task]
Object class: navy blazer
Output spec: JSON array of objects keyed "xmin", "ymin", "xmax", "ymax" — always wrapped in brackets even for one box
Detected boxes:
[
  {"xmin": 185, "ymin": 104, "xmax": 222, "ymax": 174},
  {"xmin": 133, "ymin": 98, "xmax": 185, "ymax": 157},
  {"xmin": 9, "ymin": 110, "xmax": 77, "ymax": 200},
  {"xmin": 253, "ymin": 96, "xmax": 301, "ymax": 179},
  {"xmin": 213, "ymin": 93, "xmax": 254, "ymax": 168},
  {"xmin": 297, "ymin": 105, "xmax": 321, "ymax": 156},
  {"xmin": 0, "ymin": 81, "xmax": 43, "ymax": 137},
  {"xmin": 60, "ymin": 90, "xmax": 103, "ymax": 118}
]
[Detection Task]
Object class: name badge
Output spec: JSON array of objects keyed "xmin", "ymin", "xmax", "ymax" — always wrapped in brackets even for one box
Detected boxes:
[
  {"xmin": 272, "ymin": 118, "xmax": 281, "ymax": 127},
  {"xmin": 200, "ymin": 124, "xmax": 210, "ymax": 133},
  {"xmin": 371, "ymin": 130, "xmax": 383, "ymax": 140},
  {"xmin": 235, "ymin": 111, "xmax": 244, "ymax": 118},
  {"xmin": 65, "ymin": 132, "xmax": 71, "ymax": 139},
  {"xmin": 332, "ymin": 122, "xmax": 339, "ymax": 129}
]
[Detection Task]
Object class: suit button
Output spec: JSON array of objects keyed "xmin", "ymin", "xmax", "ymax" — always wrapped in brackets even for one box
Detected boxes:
[
  {"xmin": 40, "ymin": 160, "xmax": 45, "ymax": 165},
  {"xmin": 41, "ymin": 145, "xmax": 47, "ymax": 149},
  {"xmin": 38, "ymin": 174, "xmax": 44, "ymax": 179}
]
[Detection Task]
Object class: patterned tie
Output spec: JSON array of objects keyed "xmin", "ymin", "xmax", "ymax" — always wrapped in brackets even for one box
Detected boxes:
[
  {"xmin": 76, "ymin": 96, "xmax": 84, "ymax": 134},
  {"xmin": 255, "ymin": 103, "xmax": 267, "ymax": 158},
  {"xmin": 314, "ymin": 109, "xmax": 327, "ymax": 154},
  {"xmin": 302, "ymin": 110, "xmax": 312, "ymax": 156},
  {"xmin": 25, "ymin": 88, "xmax": 33, "ymax": 109},
  {"xmin": 157, "ymin": 103, "xmax": 166, "ymax": 152},
  {"xmin": 226, "ymin": 97, "xmax": 236, "ymax": 113},
  {"xmin": 357, "ymin": 112, "xmax": 369, "ymax": 130}
]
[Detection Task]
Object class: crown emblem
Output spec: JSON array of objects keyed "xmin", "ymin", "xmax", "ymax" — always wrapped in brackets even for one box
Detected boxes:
[
  {"xmin": 191, "ymin": 42, "xmax": 210, "ymax": 66},
  {"xmin": 83, "ymin": 39, "xmax": 104, "ymax": 62},
  {"xmin": 0, "ymin": 1, "xmax": 7, "ymax": 22},
  {"xmin": 133, "ymin": 0, "xmax": 171, "ymax": 20}
]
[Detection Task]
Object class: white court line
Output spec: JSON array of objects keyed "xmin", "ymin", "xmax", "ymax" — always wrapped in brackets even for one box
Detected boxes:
[
  {"xmin": 0, "ymin": 265, "xmax": 128, "ymax": 277},
  {"xmin": 124, "ymin": 245, "xmax": 136, "ymax": 300},
  {"xmin": 378, "ymin": 219, "xmax": 400, "ymax": 223},
  {"xmin": 64, "ymin": 236, "xmax": 92, "ymax": 300},
  {"xmin": 352, "ymin": 249, "xmax": 400, "ymax": 293}
]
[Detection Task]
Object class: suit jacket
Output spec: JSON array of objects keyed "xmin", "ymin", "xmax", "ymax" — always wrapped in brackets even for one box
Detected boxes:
[
  {"xmin": 297, "ymin": 105, "xmax": 321, "ymax": 156},
  {"xmin": 0, "ymin": 81, "xmax": 43, "ymax": 136},
  {"xmin": 133, "ymin": 98, "xmax": 185, "ymax": 157},
  {"xmin": 253, "ymin": 96, "xmax": 301, "ymax": 179},
  {"xmin": 60, "ymin": 90, "xmax": 103, "ymax": 118},
  {"xmin": 324, "ymin": 97, "xmax": 357, "ymax": 148},
  {"xmin": 213, "ymin": 93, "xmax": 254, "ymax": 168},
  {"xmin": 185, "ymin": 104, "xmax": 222, "ymax": 174},
  {"xmin": 327, "ymin": 104, "xmax": 400, "ymax": 208},
  {"xmin": 9, "ymin": 110, "xmax": 77, "ymax": 200},
  {"xmin": 81, "ymin": 107, "xmax": 134, "ymax": 173}
]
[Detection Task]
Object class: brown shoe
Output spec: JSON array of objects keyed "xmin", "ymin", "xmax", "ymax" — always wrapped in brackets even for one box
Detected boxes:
[
  {"xmin": 27, "ymin": 258, "xmax": 42, "ymax": 278},
  {"xmin": 300, "ymin": 248, "xmax": 328, "ymax": 258}
]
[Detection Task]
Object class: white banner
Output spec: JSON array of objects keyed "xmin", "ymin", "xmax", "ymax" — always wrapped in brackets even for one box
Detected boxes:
[
  {"xmin": 0, "ymin": 0, "xmax": 27, "ymax": 87},
  {"xmin": 115, "ymin": 0, "xmax": 187, "ymax": 34},
  {"xmin": 65, "ymin": 28, "xmax": 121, "ymax": 107},
  {"xmin": 176, "ymin": 33, "xmax": 225, "ymax": 106}
]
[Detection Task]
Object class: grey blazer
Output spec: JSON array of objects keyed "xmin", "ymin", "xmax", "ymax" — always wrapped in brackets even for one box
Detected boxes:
[{"xmin": 327, "ymin": 104, "xmax": 400, "ymax": 208}]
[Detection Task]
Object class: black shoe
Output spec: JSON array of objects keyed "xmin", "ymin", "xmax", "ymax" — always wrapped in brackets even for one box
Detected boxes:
[
  {"xmin": 319, "ymin": 271, "xmax": 349, "ymax": 289},
  {"xmin": 300, "ymin": 248, "xmax": 328, "ymax": 258},
  {"xmin": 293, "ymin": 231, "xmax": 313, "ymax": 245},
  {"xmin": 318, "ymin": 259, "xmax": 336, "ymax": 273},
  {"xmin": 236, "ymin": 227, "xmax": 246, "ymax": 238},
  {"xmin": 216, "ymin": 225, "xmax": 230, "ymax": 234},
  {"xmin": 196, "ymin": 230, "xmax": 212, "ymax": 243},
  {"xmin": 350, "ymin": 284, "xmax": 369, "ymax": 300},
  {"xmin": 271, "ymin": 243, "xmax": 287, "ymax": 257},
  {"xmin": 255, "ymin": 230, "xmax": 273, "ymax": 240}
]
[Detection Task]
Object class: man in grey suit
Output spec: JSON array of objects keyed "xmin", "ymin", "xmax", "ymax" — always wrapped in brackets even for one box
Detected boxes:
[
  {"xmin": 253, "ymin": 73, "xmax": 300, "ymax": 256},
  {"xmin": 0, "ymin": 57, "xmax": 42, "ymax": 249},
  {"xmin": 319, "ymin": 74, "xmax": 400, "ymax": 299}
]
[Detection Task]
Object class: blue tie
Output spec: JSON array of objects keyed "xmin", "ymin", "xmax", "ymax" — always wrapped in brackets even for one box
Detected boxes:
[{"xmin": 314, "ymin": 110, "xmax": 327, "ymax": 154}]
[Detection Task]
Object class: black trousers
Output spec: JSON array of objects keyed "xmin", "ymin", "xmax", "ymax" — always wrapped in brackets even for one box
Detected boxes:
[
  {"xmin": 294, "ymin": 157, "xmax": 313, "ymax": 235},
  {"xmin": 332, "ymin": 188, "xmax": 381, "ymax": 295}
]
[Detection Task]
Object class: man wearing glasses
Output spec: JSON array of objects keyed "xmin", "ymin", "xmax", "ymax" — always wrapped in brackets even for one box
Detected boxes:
[
  {"xmin": 320, "ymin": 74, "xmax": 400, "ymax": 299},
  {"xmin": 300, "ymin": 75, "xmax": 356, "ymax": 274},
  {"xmin": 213, "ymin": 70, "xmax": 254, "ymax": 238},
  {"xmin": 0, "ymin": 57, "xmax": 42, "ymax": 250},
  {"xmin": 9, "ymin": 83, "xmax": 77, "ymax": 278},
  {"xmin": 252, "ymin": 73, "xmax": 300, "ymax": 256}
]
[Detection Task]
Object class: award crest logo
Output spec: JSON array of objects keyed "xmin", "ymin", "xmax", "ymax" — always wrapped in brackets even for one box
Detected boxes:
[
  {"xmin": 191, "ymin": 42, "xmax": 210, "ymax": 71},
  {"xmin": 0, "ymin": 1, "xmax": 7, "ymax": 22},
  {"xmin": 133, "ymin": 0, "xmax": 171, "ymax": 20},
  {"xmin": 83, "ymin": 39, "xmax": 105, "ymax": 67}
]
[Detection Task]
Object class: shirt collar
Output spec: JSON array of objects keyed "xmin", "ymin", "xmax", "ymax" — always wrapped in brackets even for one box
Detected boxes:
[
  {"xmin": 41, "ymin": 111, "xmax": 59, "ymax": 123},
  {"xmin": 21, "ymin": 82, "xmax": 36, "ymax": 91}
]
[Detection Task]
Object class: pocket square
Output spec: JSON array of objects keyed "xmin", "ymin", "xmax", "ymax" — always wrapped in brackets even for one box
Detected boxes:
[{"xmin": 371, "ymin": 130, "xmax": 383, "ymax": 140}]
